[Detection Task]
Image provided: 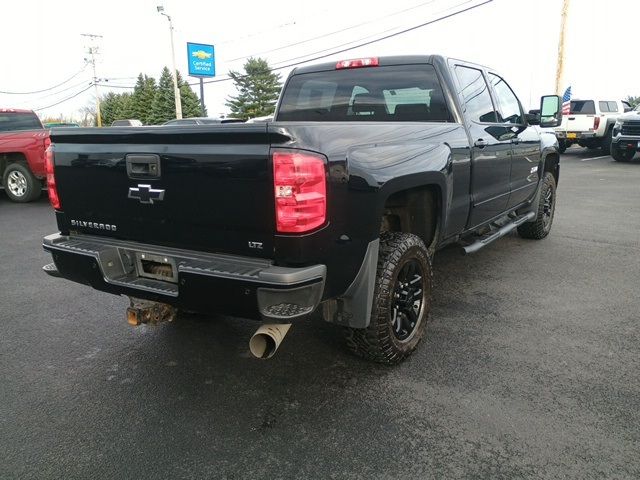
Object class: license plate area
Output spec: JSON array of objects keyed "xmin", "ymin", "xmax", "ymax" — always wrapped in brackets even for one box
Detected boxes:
[
  {"xmin": 567, "ymin": 132, "xmax": 577, "ymax": 139},
  {"xmin": 135, "ymin": 252, "xmax": 178, "ymax": 283}
]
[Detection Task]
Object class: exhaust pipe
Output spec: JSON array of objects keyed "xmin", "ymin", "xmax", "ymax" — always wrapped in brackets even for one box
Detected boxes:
[{"xmin": 249, "ymin": 324, "xmax": 291, "ymax": 359}]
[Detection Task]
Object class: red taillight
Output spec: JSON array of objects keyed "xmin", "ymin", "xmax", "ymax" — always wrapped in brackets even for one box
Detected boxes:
[
  {"xmin": 45, "ymin": 145, "xmax": 61, "ymax": 210},
  {"xmin": 593, "ymin": 116, "xmax": 601, "ymax": 131},
  {"xmin": 336, "ymin": 57, "xmax": 379, "ymax": 69},
  {"xmin": 273, "ymin": 150, "xmax": 326, "ymax": 233}
]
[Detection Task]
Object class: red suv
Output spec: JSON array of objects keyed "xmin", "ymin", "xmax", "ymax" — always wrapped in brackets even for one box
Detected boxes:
[{"xmin": 0, "ymin": 109, "xmax": 49, "ymax": 202}]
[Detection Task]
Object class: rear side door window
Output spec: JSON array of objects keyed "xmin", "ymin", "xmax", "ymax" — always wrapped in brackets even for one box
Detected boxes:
[
  {"xmin": 488, "ymin": 73, "xmax": 523, "ymax": 124},
  {"xmin": 598, "ymin": 101, "xmax": 619, "ymax": 113},
  {"xmin": 454, "ymin": 66, "xmax": 498, "ymax": 123}
]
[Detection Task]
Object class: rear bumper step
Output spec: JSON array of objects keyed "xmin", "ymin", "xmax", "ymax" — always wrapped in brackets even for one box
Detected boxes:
[
  {"xmin": 43, "ymin": 233, "xmax": 325, "ymax": 321},
  {"xmin": 43, "ymin": 263, "xmax": 62, "ymax": 278}
]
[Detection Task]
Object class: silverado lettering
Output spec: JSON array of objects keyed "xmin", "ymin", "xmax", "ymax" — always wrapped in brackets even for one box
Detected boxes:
[{"xmin": 70, "ymin": 220, "xmax": 117, "ymax": 231}]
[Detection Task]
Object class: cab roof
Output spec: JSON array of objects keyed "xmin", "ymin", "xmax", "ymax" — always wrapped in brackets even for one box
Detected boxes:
[
  {"xmin": 292, "ymin": 55, "xmax": 437, "ymax": 75},
  {"xmin": 291, "ymin": 54, "xmax": 494, "ymax": 76},
  {"xmin": 0, "ymin": 108, "xmax": 36, "ymax": 114}
]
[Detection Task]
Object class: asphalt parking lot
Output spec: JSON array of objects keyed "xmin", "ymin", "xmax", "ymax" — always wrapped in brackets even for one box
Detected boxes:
[{"xmin": 1, "ymin": 148, "xmax": 639, "ymax": 479}]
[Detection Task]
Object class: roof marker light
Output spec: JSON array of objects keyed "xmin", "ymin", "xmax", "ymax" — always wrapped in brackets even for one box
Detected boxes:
[{"xmin": 335, "ymin": 57, "xmax": 379, "ymax": 69}]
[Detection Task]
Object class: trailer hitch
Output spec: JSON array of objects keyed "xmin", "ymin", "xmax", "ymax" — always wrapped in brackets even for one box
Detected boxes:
[{"xmin": 126, "ymin": 297, "xmax": 177, "ymax": 326}]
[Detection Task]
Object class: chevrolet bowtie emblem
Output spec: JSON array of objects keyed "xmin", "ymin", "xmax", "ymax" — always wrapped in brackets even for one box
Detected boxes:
[{"xmin": 128, "ymin": 184, "xmax": 165, "ymax": 204}]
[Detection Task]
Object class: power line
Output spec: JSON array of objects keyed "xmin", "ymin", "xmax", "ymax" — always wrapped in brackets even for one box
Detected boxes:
[
  {"xmin": 27, "ymin": 79, "xmax": 93, "ymax": 101},
  {"xmin": 227, "ymin": 0, "xmax": 439, "ymax": 62},
  {"xmin": 216, "ymin": 6, "xmax": 336, "ymax": 46},
  {"xmin": 8, "ymin": 79, "xmax": 93, "ymax": 109},
  {"xmin": 96, "ymin": 0, "xmax": 492, "ymax": 92},
  {"xmin": 33, "ymin": 84, "xmax": 94, "ymax": 111},
  {"xmin": 0, "ymin": 67, "xmax": 87, "ymax": 95},
  {"xmin": 268, "ymin": 0, "xmax": 479, "ymax": 68},
  {"xmin": 193, "ymin": 0, "xmax": 492, "ymax": 87},
  {"xmin": 95, "ymin": 83, "xmax": 135, "ymax": 89}
]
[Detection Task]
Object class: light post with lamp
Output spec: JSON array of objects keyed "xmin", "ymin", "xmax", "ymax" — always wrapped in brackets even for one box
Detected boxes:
[{"xmin": 157, "ymin": 5, "xmax": 182, "ymax": 119}]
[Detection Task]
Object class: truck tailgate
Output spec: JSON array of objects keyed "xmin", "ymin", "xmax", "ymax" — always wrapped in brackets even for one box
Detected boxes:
[
  {"xmin": 564, "ymin": 114, "xmax": 595, "ymax": 133},
  {"xmin": 51, "ymin": 124, "xmax": 276, "ymax": 258}
]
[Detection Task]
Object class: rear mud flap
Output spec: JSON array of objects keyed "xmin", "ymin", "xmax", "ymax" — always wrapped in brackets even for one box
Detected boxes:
[{"xmin": 322, "ymin": 239, "xmax": 379, "ymax": 329}]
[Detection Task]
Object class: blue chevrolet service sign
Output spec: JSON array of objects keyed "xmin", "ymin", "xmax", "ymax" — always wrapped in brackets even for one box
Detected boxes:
[{"xmin": 187, "ymin": 42, "xmax": 215, "ymax": 77}]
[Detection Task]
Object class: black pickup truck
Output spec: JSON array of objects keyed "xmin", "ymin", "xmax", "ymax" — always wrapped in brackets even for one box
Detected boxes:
[{"xmin": 43, "ymin": 55, "xmax": 562, "ymax": 363}]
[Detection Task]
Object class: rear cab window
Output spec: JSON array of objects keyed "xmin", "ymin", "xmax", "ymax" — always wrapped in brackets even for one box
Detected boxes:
[
  {"xmin": 0, "ymin": 112, "xmax": 43, "ymax": 132},
  {"xmin": 598, "ymin": 101, "xmax": 618, "ymax": 113},
  {"xmin": 277, "ymin": 64, "xmax": 452, "ymax": 122},
  {"xmin": 570, "ymin": 101, "xmax": 595, "ymax": 114}
]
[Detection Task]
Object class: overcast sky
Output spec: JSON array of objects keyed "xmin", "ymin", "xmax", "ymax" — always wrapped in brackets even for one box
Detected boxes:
[{"xmin": 1, "ymin": 0, "xmax": 638, "ymax": 120}]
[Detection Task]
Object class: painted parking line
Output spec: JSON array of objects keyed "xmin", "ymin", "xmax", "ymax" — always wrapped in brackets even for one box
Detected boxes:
[{"xmin": 581, "ymin": 156, "xmax": 610, "ymax": 162}]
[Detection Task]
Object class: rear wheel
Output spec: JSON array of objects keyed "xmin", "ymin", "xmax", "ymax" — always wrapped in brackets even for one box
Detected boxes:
[
  {"xmin": 3, "ymin": 163, "xmax": 41, "ymax": 202},
  {"xmin": 344, "ymin": 232, "xmax": 432, "ymax": 364},
  {"xmin": 517, "ymin": 172, "xmax": 556, "ymax": 240},
  {"xmin": 611, "ymin": 146, "xmax": 635, "ymax": 162}
]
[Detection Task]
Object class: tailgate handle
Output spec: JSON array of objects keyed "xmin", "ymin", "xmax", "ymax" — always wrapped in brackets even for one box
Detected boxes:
[{"xmin": 126, "ymin": 154, "xmax": 161, "ymax": 179}]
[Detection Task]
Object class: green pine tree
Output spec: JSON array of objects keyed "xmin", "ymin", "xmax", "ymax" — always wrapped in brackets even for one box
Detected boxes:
[
  {"xmin": 100, "ymin": 92, "xmax": 133, "ymax": 126},
  {"xmin": 100, "ymin": 92, "xmax": 118, "ymax": 125},
  {"xmin": 149, "ymin": 67, "xmax": 176, "ymax": 125},
  {"xmin": 149, "ymin": 67, "xmax": 205, "ymax": 124},
  {"xmin": 176, "ymin": 71, "xmax": 205, "ymax": 118},
  {"xmin": 130, "ymin": 73, "xmax": 157, "ymax": 125},
  {"xmin": 117, "ymin": 92, "xmax": 134, "ymax": 119},
  {"xmin": 225, "ymin": 57, "xmax": 281, "ymax": 120}
]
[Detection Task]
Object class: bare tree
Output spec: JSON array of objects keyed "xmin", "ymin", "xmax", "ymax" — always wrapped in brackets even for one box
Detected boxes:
[{"xmin": 78, "ymin": 102, "xmax": 97, "ymax": 127}]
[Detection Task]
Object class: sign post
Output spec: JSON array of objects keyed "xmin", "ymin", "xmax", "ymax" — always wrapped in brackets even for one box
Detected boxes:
[{"xmin": 186, "ymin": 42, "xmax": 215, "ymax": 114}]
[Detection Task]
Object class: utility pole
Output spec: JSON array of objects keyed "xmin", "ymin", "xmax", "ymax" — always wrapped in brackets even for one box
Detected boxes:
[
  {"xmin": 82, "ymin": 33, "xmax": 103, "ymax": 127},
  {"xmin": 555, "ymin": 0, "xmax": 570, "ymax": 95},
  {"xmin": 157, "ymin": 6, "xmax": 182, "ymax": 119}
]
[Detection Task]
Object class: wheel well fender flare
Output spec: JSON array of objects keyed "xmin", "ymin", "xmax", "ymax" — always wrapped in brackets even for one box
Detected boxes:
[
  {"xmin": 541, "ymin": 150, "xmax": 560, "ymax": 185},
  {"xmin": 376, "ymin": 171, "xmax": 448, "ymax": 235}
]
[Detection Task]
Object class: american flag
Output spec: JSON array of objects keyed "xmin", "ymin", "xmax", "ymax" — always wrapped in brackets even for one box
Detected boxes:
[{"xmin": 561, "ymin": 86, "xmax": 572, "ymax": 115}]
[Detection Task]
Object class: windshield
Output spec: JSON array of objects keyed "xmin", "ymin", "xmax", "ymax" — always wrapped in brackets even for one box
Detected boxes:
[{"xmin": 635, "ymin": 104, "xmax": 640, "ymax": 112}]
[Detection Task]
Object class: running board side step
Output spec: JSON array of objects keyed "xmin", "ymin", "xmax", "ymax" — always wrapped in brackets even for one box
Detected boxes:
[{"xmin": 462, "ymin": 211, "xmax": 536, "ymax": 255}]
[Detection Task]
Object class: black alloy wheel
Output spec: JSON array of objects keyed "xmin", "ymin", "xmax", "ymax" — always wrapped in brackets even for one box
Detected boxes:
[{"xmin": 391, "ymin": 259, "xmax": 426, "ymax": 343}]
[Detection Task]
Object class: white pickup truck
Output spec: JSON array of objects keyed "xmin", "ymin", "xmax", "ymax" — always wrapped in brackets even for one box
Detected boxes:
[{"xmin": 555, "ymin": 99, "xmax": 626, "ymax": 154}]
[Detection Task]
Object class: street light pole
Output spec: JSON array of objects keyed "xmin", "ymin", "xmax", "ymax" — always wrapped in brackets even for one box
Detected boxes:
[{"xmin": 157, "ymin": 6, "xmax": 182, "ymax": 119}]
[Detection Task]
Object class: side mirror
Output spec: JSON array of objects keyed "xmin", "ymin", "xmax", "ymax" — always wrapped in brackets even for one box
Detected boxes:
[{"xmin": 540, "ymin": 95, "xmax": 562, "ymax": 128}]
